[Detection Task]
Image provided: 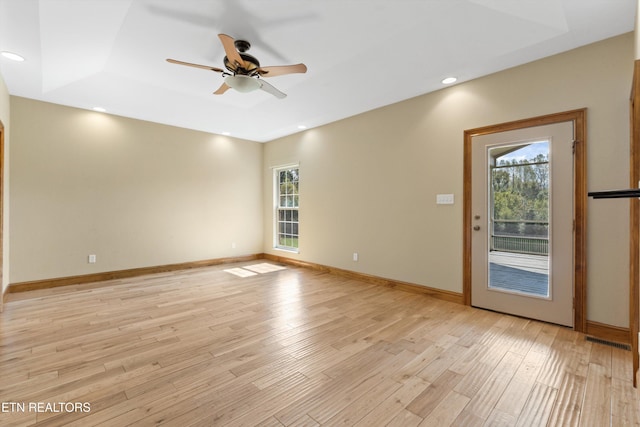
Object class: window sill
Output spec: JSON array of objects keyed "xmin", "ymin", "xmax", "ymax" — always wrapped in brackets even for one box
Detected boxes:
[{"xmin": 274, "ymin": 247, "xmax": 300, "ymax": 254}]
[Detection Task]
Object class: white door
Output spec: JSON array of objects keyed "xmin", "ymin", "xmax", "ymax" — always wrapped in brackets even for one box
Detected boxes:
[{"xmin": 471, "ymin": 122, "xmax": 574, "ymax": 327}]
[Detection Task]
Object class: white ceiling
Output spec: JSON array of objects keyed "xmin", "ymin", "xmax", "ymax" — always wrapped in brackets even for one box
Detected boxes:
[{"xmin": 0, "ymin": 0, "xmax": 636, "ymax": 142}]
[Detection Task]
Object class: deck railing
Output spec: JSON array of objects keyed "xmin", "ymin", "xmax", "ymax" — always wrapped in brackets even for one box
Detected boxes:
[
  {"xmin": 491, "ymin": 219, "xmax": 549, "ymax": 255},
  {"xmin": 491, "ymin": 235, "xmax": 548, "ymax": 255}
]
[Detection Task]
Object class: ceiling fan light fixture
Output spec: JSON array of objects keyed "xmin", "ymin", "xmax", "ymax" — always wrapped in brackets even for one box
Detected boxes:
[{"xmin": 224, "ymin": 75, "xmax": 261, "ymax": 93}]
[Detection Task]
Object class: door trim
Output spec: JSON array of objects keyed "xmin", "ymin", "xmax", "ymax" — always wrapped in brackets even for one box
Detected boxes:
[
  {"xmin": 0, "ymin": 120, "xmax": 4, "ymax": 312},
  {"xmin": 629, "ymin": 59, "xmax": 640, "ymax": 386},
  {"xmin": 463, "ymin": 109, "xmax": 587, "ymax": 332}
]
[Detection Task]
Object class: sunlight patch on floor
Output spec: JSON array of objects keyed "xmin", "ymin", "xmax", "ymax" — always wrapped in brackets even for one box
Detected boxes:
[
  {"xmin": 244, "ymin": 263, "xmax": 287, "ymax": 274},
  {"xmin": 224, "ymin": 263, "xmax": 286, "ymax": 277},
  {"xmin": 223, "ymin": 267, "xmax": 258, "ymax": 278}
]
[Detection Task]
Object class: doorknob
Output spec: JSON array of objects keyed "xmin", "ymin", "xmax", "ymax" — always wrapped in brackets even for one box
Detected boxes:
[{"xmin": 473, "ymin": 225, "xmax": 481, "ymax": 231}]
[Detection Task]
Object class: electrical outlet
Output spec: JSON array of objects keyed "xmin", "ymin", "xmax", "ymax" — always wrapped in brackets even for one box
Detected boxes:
[
  {"xmin": 353, "ymin": 252, "xmax": 359, "ymax": 261},
  {"xmin": 231, "ymin": 242, "xmax": 237, "ymax": 249},
  {"xmin": 88, "ymin": 254, "xmax": 97, "ymax": 264}
]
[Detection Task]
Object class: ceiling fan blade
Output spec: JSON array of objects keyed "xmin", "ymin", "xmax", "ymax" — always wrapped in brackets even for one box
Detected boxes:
[
  {"xmin": 218, "ymin": 34, "xmax": 245, "ymax": 69},
  {"xmin": 166, "ymin": 58, "xmax": 224, "ymax": 73},
  {"xmin": 258, "ymin": 79, "xmax": 286, "ymax": 99},
  {"xmin": 257, "ymin": 63, "xmax": 307, "ymax": 78},
  {"xmin": 213, "ymin": 82, "xmax": 231, "ymax": 95}
]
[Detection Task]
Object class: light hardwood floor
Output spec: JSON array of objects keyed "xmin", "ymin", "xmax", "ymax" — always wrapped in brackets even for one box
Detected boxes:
[{"xmin": 1, "ymin": 262, "xmax": 638, "ymax": 426}]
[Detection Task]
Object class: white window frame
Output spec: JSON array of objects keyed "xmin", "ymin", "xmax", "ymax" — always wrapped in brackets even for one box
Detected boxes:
[{"xmin": 273, "ymin": 165, "xmax": 300, "ymax": 253}]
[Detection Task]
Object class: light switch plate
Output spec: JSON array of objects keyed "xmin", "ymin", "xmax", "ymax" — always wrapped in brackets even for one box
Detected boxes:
[{"xmin": 436, "ymin": 194, "xmax": 454, "ymax": 204}]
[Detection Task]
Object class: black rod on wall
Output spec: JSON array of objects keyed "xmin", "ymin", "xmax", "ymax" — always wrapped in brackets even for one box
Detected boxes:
[{"xmin": 588, "ymin": 189, "xmax": 640, "ymax": 199}]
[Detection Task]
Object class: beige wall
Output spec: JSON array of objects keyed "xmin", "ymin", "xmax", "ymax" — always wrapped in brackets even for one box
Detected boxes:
[
  {"xmin": 10, "ymin": 98, "xmax": 263, "ymax": 283},
  {"xmin": 264, "ymin": 33, "xmax": 634, "ymax": 328},
  {"xmin": 0, "ymin": 72, "xmax": 10, "ymax": 300}
]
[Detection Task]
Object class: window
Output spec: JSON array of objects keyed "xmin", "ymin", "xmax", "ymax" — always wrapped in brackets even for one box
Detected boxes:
[{"xmin": 275, "ymin": 166, "xmax": 299, "ymax": 251}]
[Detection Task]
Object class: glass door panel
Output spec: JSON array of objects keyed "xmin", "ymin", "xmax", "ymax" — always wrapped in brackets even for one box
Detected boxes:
[{"xmin": 488, "ymin": 142, "xmax": 550, "ymax": 298}]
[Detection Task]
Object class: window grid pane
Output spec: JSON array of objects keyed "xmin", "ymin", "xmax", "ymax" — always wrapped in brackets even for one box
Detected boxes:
[{"xmin": 277, "ymin": 209, "xmax": 298, "ymax": 249}]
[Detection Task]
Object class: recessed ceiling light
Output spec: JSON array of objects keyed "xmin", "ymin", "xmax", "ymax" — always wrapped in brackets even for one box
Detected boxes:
[
  {"xmin": 222, "ymin": 132, "xmax": 231, "ymax": 136},
  {"xmin": 442, "ymin": 77, "xmax": 457, "ymax": 85},
  {"xmin": 92, "ymin": 107, "xmax": 106, "ymax": 113},
  {"xmin": 297, "ymin": 125, "xmax": 307, "ymax": 130},
  {"xmin": 1, "ymin": 51, "xmax": 25, "ymax": 62}
]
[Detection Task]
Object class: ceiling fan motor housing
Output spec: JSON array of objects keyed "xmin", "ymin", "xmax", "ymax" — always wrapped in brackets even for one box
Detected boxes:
[
  {"xmin": 223, "ymin": 39, "xmax": 261, "ymax": 75},
  {"xmin": 224, "ymin": 52, "xmax": 260, "ymax": 75}
]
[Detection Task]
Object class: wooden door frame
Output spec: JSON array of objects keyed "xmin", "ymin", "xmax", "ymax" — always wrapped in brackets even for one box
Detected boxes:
[
  {"xmin": 463, "ymin": 109, "xmax": 587, "ymax": 332},
  {"xmin": 629, "ymin": 60, "xmax": 639, "ymax": 387},
  {"xmin": 0, "ymin": 120, "xmax": 4, "ymax": 312}
]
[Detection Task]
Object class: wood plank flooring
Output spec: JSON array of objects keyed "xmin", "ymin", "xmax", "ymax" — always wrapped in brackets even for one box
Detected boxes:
[{"xmin": 1, "ymin": 262, "xmax": 638, "ymax": 426}]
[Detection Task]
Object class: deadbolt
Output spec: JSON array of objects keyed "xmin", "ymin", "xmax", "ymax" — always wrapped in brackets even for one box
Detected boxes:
[
  {"xmin": 473, "ymin": 225, "xmax": 481, "ymax": 231},
  {"xmin": 474, "ymin": 215, "xmax": 481, "ymax": 220}
]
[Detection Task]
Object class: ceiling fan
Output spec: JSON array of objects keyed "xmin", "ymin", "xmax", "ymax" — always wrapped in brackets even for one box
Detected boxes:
[{"xmin": 167, "ymin": 34, "xmax": 307, "ymax": 99}]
